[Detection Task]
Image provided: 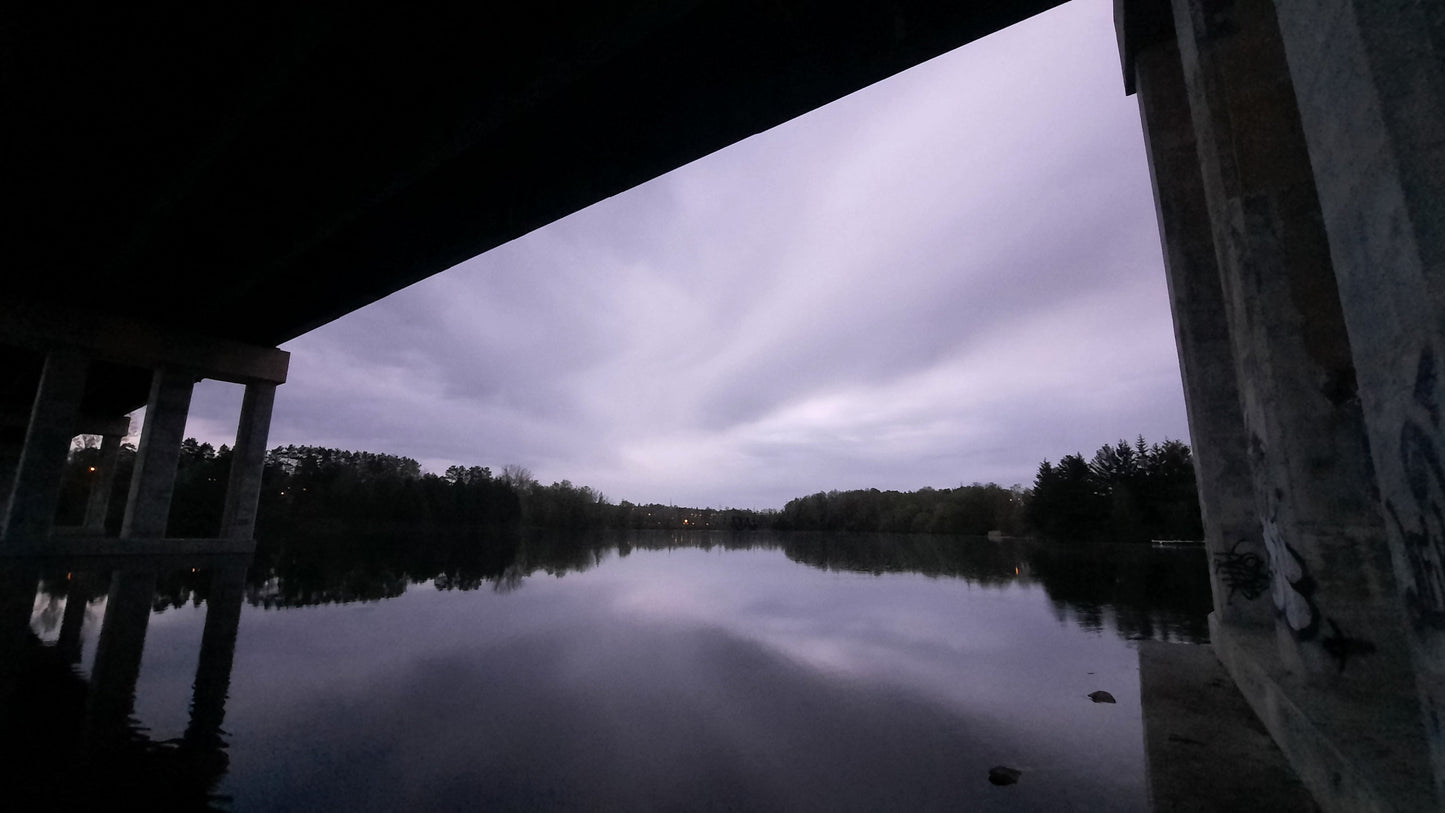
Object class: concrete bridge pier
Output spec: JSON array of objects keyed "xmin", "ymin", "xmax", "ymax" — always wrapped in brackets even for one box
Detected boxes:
[
  {"xmin": 82, "ymin": 429, "xmax": 126, "ymax": 534},
  {"xmin": 1169, "ymin": 0, "xmax": 1411, "ymax": 681},
  {"xmin": 1132, "ymin": 25, "xmax": 1272, "ymax": 632},
  {"xmin": 0, "ymin": 303, "xmax": 289, "ymax": 553},
  {"xmin": 1, "ymin": 351, "xmax": 89, "ymax": 546},
  {"xmin": 120, "ymin": 367, "xmax": 197, "ymax": 539},
  {"xmin": 220, "ymin": 383, "xmax": 277, "ymax": 542},
  {"xmin": 1270, "ymin": 0, "xmax": 1445, "ymax": 798},
  {"xmin": 1120, "ymin": 0, "xmax": 1445, "ymax": 809},
  {"xmin": 2, "ymin": 410, "xmax": 133, "ymax": 539}
]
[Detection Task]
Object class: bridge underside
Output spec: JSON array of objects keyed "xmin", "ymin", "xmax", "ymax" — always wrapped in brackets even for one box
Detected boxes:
[
  {"xmin": 4, "ymin": 1, "xmax": 1067, "ymax": 346},
  {"xmin": 0, "ymin": 0, "xmax": 1066, "ymax": 550},
  {"xmin": 4, "ymin": 1, "xmax": 1445, "ymax": 809}
]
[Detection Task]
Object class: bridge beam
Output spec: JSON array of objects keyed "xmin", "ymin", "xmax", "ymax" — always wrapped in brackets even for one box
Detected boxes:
[{"xmin": 0, "ymin": 299, "xmax": 288, "ymax": 386}]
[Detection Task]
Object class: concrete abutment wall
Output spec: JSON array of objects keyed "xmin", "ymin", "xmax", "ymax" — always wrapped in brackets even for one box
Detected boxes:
[{"xmin": 1121, "ymin": 0, "xmax": 1445, "ymax": 809}]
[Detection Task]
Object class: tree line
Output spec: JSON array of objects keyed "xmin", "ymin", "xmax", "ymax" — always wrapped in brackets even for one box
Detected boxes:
[
  {"xmin": 759, "ymin": 437, "xmax": 1201, "ymax": 542},
  {"xmin": 773, "ymin": 483, "xmax": 1026, "ymax": 535},
  {"xmin": 1027, "ymin": 437, "xmax": 1201, "ymax": 543},
  {"xmin": 56, "ymin": 435, "xmax": 1202, "ymax": 542}
]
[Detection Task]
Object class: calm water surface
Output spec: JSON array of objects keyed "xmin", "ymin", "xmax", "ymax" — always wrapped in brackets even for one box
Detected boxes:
[{"xmin": 8, "ymin": 533, "xmax": 1209, "ymax": 811}]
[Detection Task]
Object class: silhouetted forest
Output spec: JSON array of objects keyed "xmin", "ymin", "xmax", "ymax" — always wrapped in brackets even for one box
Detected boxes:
[
  {"xmin": 1028, "ymin": 437, "xmax": 1202, "ymax": 543},
  {"xmin": 56, "ymin": 434, "xmax": 1201, "ymax": 543},
  {"xmin": 773, "ymin": 483, "xmax": 1026, "ymax": 535}
]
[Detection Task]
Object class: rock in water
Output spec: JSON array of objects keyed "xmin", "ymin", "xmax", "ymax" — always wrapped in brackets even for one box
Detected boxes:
[
  {"xmin": 1088, "ymin": 690, "xmax": 1116, "ymax": 704},
  {"xmin": 988, "ymin": 766, "xmax": 1022, "ymax": 786}
]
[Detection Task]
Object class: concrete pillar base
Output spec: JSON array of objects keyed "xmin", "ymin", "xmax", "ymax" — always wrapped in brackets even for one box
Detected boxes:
[{"xmin": 1210, "ymin": 613, "xmax": 1440, "ymax": 811}]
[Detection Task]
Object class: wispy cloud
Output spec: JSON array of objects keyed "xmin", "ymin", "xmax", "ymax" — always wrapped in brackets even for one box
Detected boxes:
[{"xmin": 185, "ymin": 0, "xmax": 1187, "ymax": 509}]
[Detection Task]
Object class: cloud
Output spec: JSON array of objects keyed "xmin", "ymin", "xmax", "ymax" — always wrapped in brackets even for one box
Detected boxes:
[{"xmin": 181, "ymin": 0, "xmax": 1188, "ymax": 509}]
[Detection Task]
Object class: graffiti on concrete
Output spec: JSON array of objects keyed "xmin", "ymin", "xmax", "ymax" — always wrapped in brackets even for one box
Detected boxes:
[
  {"xmin": 1212, "ymin": 540, "xmax": 1271, "ymax": 602},
  {"xmin": 1263, "ymin": 501, "xmax": 1379, "ymax": 669},
  {"xmin": 1261, "ymin": 491, "xmax": 1320, "ymax": 639},
  {"xmin": 1320, "ymin": 617, "xmax": 1377, "ymax": 673},
  {"xmin": 1383, "ymin": 346, "xmax": 1445, "ymax": 631}
]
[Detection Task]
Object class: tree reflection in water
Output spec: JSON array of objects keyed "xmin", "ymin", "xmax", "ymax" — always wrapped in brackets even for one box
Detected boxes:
[
  {"xmin": 237, "ymin": 529, "xmax": 1211, "ymax": 642},
  {"xmin": 3, "ymin": 532, "xmax": 1210, "ymax": 810}
]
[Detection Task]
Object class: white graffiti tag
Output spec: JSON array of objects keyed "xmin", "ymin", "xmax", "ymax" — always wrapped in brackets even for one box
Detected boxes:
[{"xmin": 1262, "ymin": 512, "xmax": 1319, "ymax": 637}]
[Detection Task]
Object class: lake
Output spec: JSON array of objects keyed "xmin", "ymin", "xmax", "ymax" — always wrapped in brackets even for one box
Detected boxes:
[{"xmin": 5, "ymin": 532, "xmax": 1211, "ymax": 811}]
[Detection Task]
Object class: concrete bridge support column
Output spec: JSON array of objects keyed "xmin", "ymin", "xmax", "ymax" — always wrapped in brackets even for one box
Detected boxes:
[
  {"xmin": 1132, "ymin": 30, "xmax": 1272, "ymax": 629},
  {"xmin": 1271, "ymin": 0, "xmax": 1445, "ymax": 795},
  {"xmin": 1171, "ymin": 0, "xmax": 1410, "ymax": 671},
  {"xmin": 121, "ymin": 368, "xmax": 195, "ymax": 539},
  {"xmin": 220, "ymin": 383, "xmax": 276, "ymax": 541},
  {"xmin": 1, "ymin": 351, "xmax": 88, "ymax": 550},
  {"xmin": 82, "ymin": 431, "xmax": 125, "ymax": 534},
  {"xmin": 1131, "ymin": 0, "xmax": 1440, "ymax": 807}
]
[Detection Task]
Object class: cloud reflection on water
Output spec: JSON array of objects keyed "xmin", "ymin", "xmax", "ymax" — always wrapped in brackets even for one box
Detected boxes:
[
  {"xmin": 207, "ymin": 545, "xmax": 1151, "ymax": 811},
  {"xmin": 15, "ymin": 534, "xmax": 1207, "ymax": 810}
]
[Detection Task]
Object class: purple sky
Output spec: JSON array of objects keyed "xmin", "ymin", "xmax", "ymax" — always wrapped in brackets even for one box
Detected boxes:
[{"xmin": 179, "ymin": 0, "xmax": 1189, "ymax": 509}]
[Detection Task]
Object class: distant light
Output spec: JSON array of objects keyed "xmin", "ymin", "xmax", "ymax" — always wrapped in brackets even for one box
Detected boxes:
[{"xmin": 88, "ymin": 466, "xmax": 96, "ymax": 472}]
